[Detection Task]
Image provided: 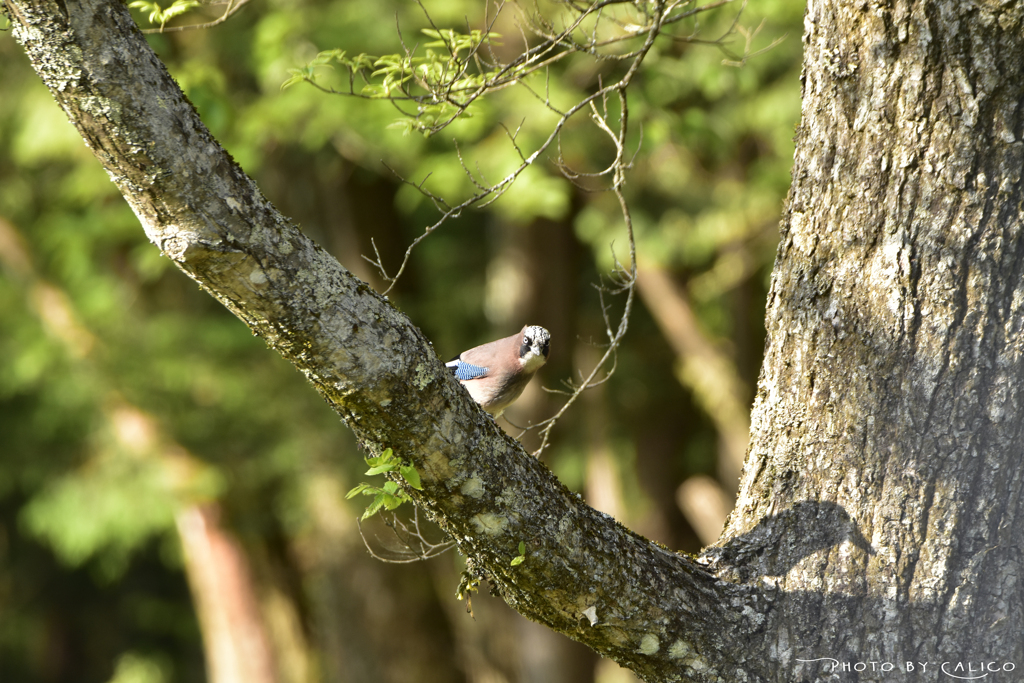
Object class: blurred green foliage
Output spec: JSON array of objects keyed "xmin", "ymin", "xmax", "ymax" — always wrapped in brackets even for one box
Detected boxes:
[{"xmin": 0, "ymin": 0, "xmax": 803, "ymax": 680}]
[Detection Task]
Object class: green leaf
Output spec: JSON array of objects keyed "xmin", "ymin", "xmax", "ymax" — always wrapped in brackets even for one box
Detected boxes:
[
  {"xmin": 128, "ymin": 1, "xmax": 162, "ymax": 24},
  {"xmin": 382, "ymin": 493, "xmax": 406, "ymax": 510},
  {"xmin": 161, "ymin": 0, "xmax": 201, "ymax": 22},
  {"xmin": 400, "ymin": 464, "xmax": 423, "ymax": 490},
  {"xmin": 310, "ymin": 49, "xmax": 345, "ymax": 67},
  {"xmin": 342, "ymin": 53, "xmax": 377, "ymax": 71},
  {"xmin": 360, "ymin": 84, "xmax": 387, "ymax": 98},
  {"xmin": 361, "ymin": 495, "xmax": 387, "ymax": 520},
  {"xmin": 345, "ymin": 482, "xmax": 373, "ymax": 499},
  {"xmin": 364, "ymin": 448, "xmax": 400, "ymax": 475},
  {"xmin": 128, "ymin": 0, "xmax": 200, "ymax": 27},
  {"xmin": 387, "ymin": 119, "xmax": 416, "ymax": 136},
  {"xmin": 511, "ymin": 540, "xmax": 527, "ymax": 566},
  {"xmin": 349, "ymin": 450, "xmax": 416, "ymax": 519},
  {"xmin": 281, "ymin": 71, "xmax": 307, "ymax": 90}
]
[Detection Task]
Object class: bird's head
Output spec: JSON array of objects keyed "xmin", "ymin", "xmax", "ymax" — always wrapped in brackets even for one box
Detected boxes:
[{"xmin": 518, "ymin": 325, "xmax": 551, "ymax": 372}]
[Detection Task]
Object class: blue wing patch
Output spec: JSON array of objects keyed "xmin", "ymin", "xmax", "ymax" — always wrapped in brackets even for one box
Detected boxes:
[{"xmin": 447, "ymin": 359, "xmax": 489, "ymax": 381}]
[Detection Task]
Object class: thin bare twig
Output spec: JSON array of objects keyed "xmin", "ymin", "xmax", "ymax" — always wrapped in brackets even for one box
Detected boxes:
[{"xmin": 356, "ymin": 507, "xmax": 456, "ymax": 563}]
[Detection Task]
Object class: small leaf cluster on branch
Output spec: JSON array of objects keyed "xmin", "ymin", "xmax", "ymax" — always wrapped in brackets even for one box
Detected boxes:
[
  {"xmin": 282, "ymin": 0, "xmax": 739, "ymax": 137},
  {"xmin": 128, "ymin": 0, "xmax": 251, "ymax": 33},
  {"xmin": 283, "ymin": 28, "xmax": 507, "ymax": 136},
  {"xmin": 128, "ymin": 0, "xmax": 200, "ymax": 29},
  {"xmin": 346, "ymin": 448, "xmax": 424, "ymax": 520}
]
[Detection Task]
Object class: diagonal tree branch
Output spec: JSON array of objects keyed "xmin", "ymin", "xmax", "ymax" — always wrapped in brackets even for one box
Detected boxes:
[{"xmin": 6, "ymin": 0, "xmax": 771, "ymax": 680}]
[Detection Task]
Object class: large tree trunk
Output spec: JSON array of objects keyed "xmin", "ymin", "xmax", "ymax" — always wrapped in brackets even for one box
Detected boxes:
[
  {"xmin": 7, "ymin": 0, "xmax": 1023, "ymax": 680},
  {"xmin": 713, "ymin": 0, "xmax": 1024, "ymax": 675}
]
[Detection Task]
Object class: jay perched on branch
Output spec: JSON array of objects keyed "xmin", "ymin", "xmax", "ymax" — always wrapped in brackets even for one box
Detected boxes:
[{"xmin": 446, "ymin": 325, "xmax": 551, "ymax": 418}]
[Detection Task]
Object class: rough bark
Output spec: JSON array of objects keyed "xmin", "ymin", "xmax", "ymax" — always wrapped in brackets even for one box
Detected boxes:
[
  {"xmin": 8, "ymin": 0, "xmax": 1024, "ymax": 680},
  {"xmin": 711, "ymin": 0, "xmax": 1024, "ymax": 677}
]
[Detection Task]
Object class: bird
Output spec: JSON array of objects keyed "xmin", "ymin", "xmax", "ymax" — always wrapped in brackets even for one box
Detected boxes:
[{"xmin": 446, "ymin": 325, "xmax": 551, "ymax": 418}]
